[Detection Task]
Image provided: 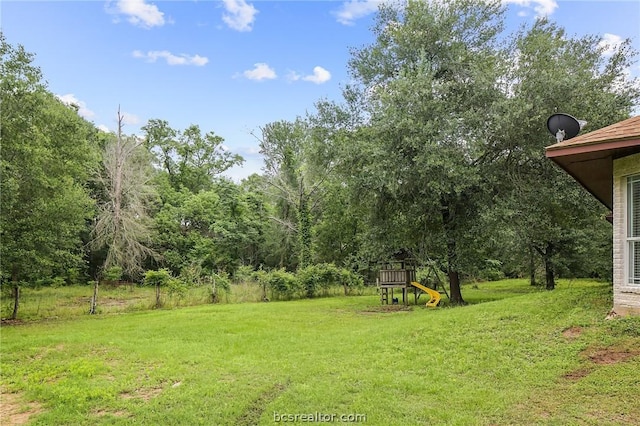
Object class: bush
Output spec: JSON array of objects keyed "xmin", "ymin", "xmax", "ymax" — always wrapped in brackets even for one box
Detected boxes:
[
  {"xmin": 166, "ymin": 278, "xmax": 188, "ymax": 301},
  {"xmin": 179, "ymin": 264, "xmax": 204, "ymax": 286},
  {"xmin": 479, "ymin": 259, "xmax": 506, "ymax": 282},
  {"xmin": 339, "ymin": 268, "xmax": 364, "ymax": 295},
  {"xmin": 249, "ymin": 265, "xmax": 365, "ymax": 301},
  {"xmin": 205, "ymin": 272, "xmax": 231, "ymax": 303},
  {"xmin": 261, "ymin": 269, "xmax": 299, "ymax": 300},
  {"xmin": 297, "ymin": 264, "xmax": 364, "ymax": 297},
  {"xmin": 103, "ymin": 266, "xmax": 123, "ymax": 282},
  {"xmin": 233, "ymin": 265, "xmax": 255, "ymax": 284},
  {"xmin": 144, "ymin": 269, "xmax": 173, "ymax": 308},
  {"xmin": 298, "ymin": 264, "xmax": 336, "ymax": 297}
]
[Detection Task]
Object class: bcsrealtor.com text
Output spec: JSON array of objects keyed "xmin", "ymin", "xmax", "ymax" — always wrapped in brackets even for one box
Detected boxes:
[{"xmin": 273, "ymin": 412, "xmax": 367, "ymax": 423}]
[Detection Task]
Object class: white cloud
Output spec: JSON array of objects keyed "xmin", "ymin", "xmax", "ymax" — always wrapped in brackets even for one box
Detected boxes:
[
  {"xmin": 286, "ymin": 70, "xmax": 301, "ymax": 82},
  {"xmin": 598, "ymin": 33, "xmax": 624, "ymax": 56},
  {"xmin": 97, "ymin": 124, "xmax": 111, "ymax": 133},
  {"xmin": 222, "ymin": 0, "xmax": 258, "ymax": 32},
  {"xmin": 110, "ymin": 0, "xmax": 165, "ymax": 28},
  {"xmin": 243, "ymin": 63, "xmax": 277, "ymax": 81},
  {"xmin": 132, "ymin": 50, "xmax": 209, "ymax": 66},
  {"xmin": 56, "ymin": 93, "xmax": 95, "ymax": 119},
  {"xmin": 245, "ymin": 145, "xmax": 261, "ymax": 155},
  {"xmin": 302, "ymin": 66, "xmax": 331, "ymax": 84},
  {"xmin": 334, "ymin": 0, "xmax": 381, "ymax": 25},
  {"xmin": 503, "ymin": 0, "xmax": 558, "ymax": 17},
  {"xmin": 120, "ymin": 111, "xmax": 140, "ymax": 126}
]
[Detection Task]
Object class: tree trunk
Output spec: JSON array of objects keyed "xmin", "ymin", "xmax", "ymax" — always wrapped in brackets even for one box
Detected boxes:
[
  {"xmin": 211, "ymin": 277, "xmax": 218, "ymax": 303},
  {"xmin": 542, "ymin": 243, "xmax": 555, "ymax": 290},
  {"xmin": 11, "ymin": 283, "xmax": 20, "ymax": 320},
  {"xmin": 447, "ymin": 239, "xmax": 465, "ymax": 305},
  {"xmin": 89, "ymin": 280, "xmax": 99, "ymax": 314},
  {"xmin": 442, "ymin": 202, "xmax": 465, "ymax": 305},
  {"xmin": 529, "ymin": 245, "xmax": 536, "ymax": 286},
  {"xmin": 155, "ymin": 283, "xmax": 161, "ymax": 308}
]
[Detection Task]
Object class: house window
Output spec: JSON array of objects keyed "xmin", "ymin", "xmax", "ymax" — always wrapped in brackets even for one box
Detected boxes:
[{"xmin": 629, "ymin": 175, "xmax": 640, "ymax": 284}]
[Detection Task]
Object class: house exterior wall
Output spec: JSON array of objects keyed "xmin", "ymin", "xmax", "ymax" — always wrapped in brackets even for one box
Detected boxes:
[{"xmin": 613, "ymin": 152, "xmax": 640, "ymax": 316}]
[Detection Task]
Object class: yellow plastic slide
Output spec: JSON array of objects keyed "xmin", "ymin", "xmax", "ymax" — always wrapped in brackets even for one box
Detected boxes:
[{"xmin": 410, "ymin": 282, "xmax": 441, "ymax": 307}]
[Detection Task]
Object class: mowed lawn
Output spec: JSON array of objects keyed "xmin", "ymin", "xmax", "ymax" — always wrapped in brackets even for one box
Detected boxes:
[{"xmin": 2, "ymin": 280, "xmax": 640, "ymax": 425}]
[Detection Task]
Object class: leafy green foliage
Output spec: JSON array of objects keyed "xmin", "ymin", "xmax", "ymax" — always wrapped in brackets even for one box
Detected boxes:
[
  {"xmin": 338, "ymin": 0, "xmax": 508, "ymax": 303},
  {"xmin": 143, "ymin": 119, "xmax": 243, "ymax": 193},
  {"xmin": 102, "ymin": 266, "xmax": 123, "ymax": 282},
  {"xmin": 166, "ymin": 277, "xmax": 188, "ymax": 301},
  {"xmin": 144, "ymin": 269, "xmax": 173, "ymax": 287},
  {"xmin": 1, "ymin": 35, "xmax": 99, "ymax": 318},
  {"xmin": 259, "ymin": 269, "xmax": 300, "ymax": 300},
  {"xmin": 488, "ymin": 19, "xmax": 638, "ymax": 288},
  {"xmin": 144, "ymin": 268, "xmax": 173, "ymax": 308},
  {"xmin": 153, "ymin": 180, "xmax": 267, "ymax": 276},
  {"xmin": 297, "ymin": 263, "xmax": 364, "ymax": 297},
  {"xmin": 2, "ymin": 0, "xmax": 638, "ymax": 322}
]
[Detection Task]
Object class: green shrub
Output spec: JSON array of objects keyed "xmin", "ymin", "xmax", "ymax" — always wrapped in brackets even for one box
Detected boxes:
[
  {"xmin": 205, "ymin": 271, "xmax": 231, "ymax": 303},
  {"xmin": 263, "ymin": 269, "xmax": 299, "ymax": 300},
  {"xmin": 339, "ymin": 268, "xmax": 364, "ymax": 295},
  {"xmin": 297, "ymin": 265, "xmax": 321, "ymax": 298},
  {"xmin": 144, "ymin": 268, "xmax": 173, "ymax": 308},
  {"xmin": 479, "ymin": 259, "xmax": 506, "ymax": 282},
  {"xmin": 167, "ymin": 278, "xmax": 188, "ymax": 301},
  {"xmin": 179, "ymin": 264, "xmax": 204, "ymax": 286},
  {"xmin": 103, "ymin": 266, "xmax": 123, "ymax": 282},
  {"xmin": 233, "ymin": 265, "xmax": 255, "ymax": 284},
  {"xmin": 297, "ymin": 264, "xmax": 364, "ymax": 297},
  {"xmin": 66, "ymin": 268, "xmax": 82, "ymax": 285}
]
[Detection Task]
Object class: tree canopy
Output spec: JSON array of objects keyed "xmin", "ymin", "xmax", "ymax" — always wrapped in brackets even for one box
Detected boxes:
[{"xmin": 1, "ymin": 0, "xmax": 639, "ymax": 319}]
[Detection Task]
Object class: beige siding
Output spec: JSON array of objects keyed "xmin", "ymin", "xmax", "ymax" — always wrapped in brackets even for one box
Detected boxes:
[{"xmin": 613, "ymin": 153, "xmax": 640, "ymax": 316}]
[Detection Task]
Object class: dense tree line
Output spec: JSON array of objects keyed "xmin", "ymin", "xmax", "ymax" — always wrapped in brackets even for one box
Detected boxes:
[{"xmin": 1, "ymin": 0, "xmax": 638, "ymax": 316}]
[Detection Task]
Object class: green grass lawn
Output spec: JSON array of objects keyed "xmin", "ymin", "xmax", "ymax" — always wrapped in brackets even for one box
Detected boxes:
[{"xmin": 2, "ymin": 279, "xmax": 639, "ymax": 425}]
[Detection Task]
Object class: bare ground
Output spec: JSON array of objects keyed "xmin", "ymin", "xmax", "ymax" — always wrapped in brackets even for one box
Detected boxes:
[{"xmin": 0, "ymin": 392, "xmax": 44, "ymax": 426}]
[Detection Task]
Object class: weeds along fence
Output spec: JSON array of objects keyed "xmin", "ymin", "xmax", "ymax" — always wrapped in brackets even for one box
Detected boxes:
[{"xmin": 1, "ymin": 267, "xmax": 374, "ymax": 322}]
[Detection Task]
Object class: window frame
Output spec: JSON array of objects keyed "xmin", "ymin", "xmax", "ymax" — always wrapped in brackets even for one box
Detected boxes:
[{"xmin": 627, "ymin": 174, "xmax": 640, "ymax": 285}]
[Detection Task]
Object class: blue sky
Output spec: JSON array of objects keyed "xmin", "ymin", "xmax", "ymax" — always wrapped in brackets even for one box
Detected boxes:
[{"xmin": 2, "ymin": 0, "xmax": 639, "ymax": 180}]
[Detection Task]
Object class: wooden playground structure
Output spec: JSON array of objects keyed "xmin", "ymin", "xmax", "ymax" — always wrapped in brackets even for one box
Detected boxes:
[{"xmin": 377, "ymin": 255, "xmax": 448, "ymax": 307}]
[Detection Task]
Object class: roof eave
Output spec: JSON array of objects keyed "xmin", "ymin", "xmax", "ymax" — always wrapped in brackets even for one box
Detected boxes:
[{"xmin": 546, "ymin": 137, "xmax": 640, "ymax": 157}]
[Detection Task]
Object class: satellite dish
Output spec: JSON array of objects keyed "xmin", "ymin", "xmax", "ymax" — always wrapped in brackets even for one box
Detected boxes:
[{"xmin": 547, "ymin": 113, "xmax": 587, "ymax": 143}]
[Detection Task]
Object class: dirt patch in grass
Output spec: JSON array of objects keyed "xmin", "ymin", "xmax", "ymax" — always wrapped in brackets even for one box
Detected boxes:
[
  {"xmin": 562, "ymin": 344, "xmax": 639, "ymax": 381},
  {"xmin": 561, "ymin": 326, "xmax": 583, "ymax": 339},
  {"xmin": 584, "ymin": 346, "xmax": 640, "ymax": 365},
  {"xmin": 0, "ymin": 319, "xmax": 24, "ymax": 326},
  {"xmin": 120, "ymin": 386, "xmax": 164, "ymax": 402},
  {"xmin": 0, "ymin": 392, "xmax": 44, "ymax": 425},
  {"xmin": 562, "ymin": 367, "xmax": 591, "ymax": 381},
  {"xmin": 360, "ymin": 305, "xmax": 414, "ymax": 314},
  {"xmin": 93, "ymin": 409, "xmax": 130, "ymax": 418}
]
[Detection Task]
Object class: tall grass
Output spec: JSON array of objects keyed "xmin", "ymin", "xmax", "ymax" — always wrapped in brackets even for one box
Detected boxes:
[{"xmin": 1, "ymin": 281, "xmax": 378, "ymax": 322}]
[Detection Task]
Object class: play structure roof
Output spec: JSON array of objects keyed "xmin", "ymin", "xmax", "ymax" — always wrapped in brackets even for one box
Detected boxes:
[{"xmin": 545, "ymin": 115, "xmax": 640, "ymax": 210}]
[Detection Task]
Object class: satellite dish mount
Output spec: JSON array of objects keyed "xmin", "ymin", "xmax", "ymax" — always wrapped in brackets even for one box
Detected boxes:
[{"xmin": 547, "ymin": 113, "xmax": 587, "ymax": 143}]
